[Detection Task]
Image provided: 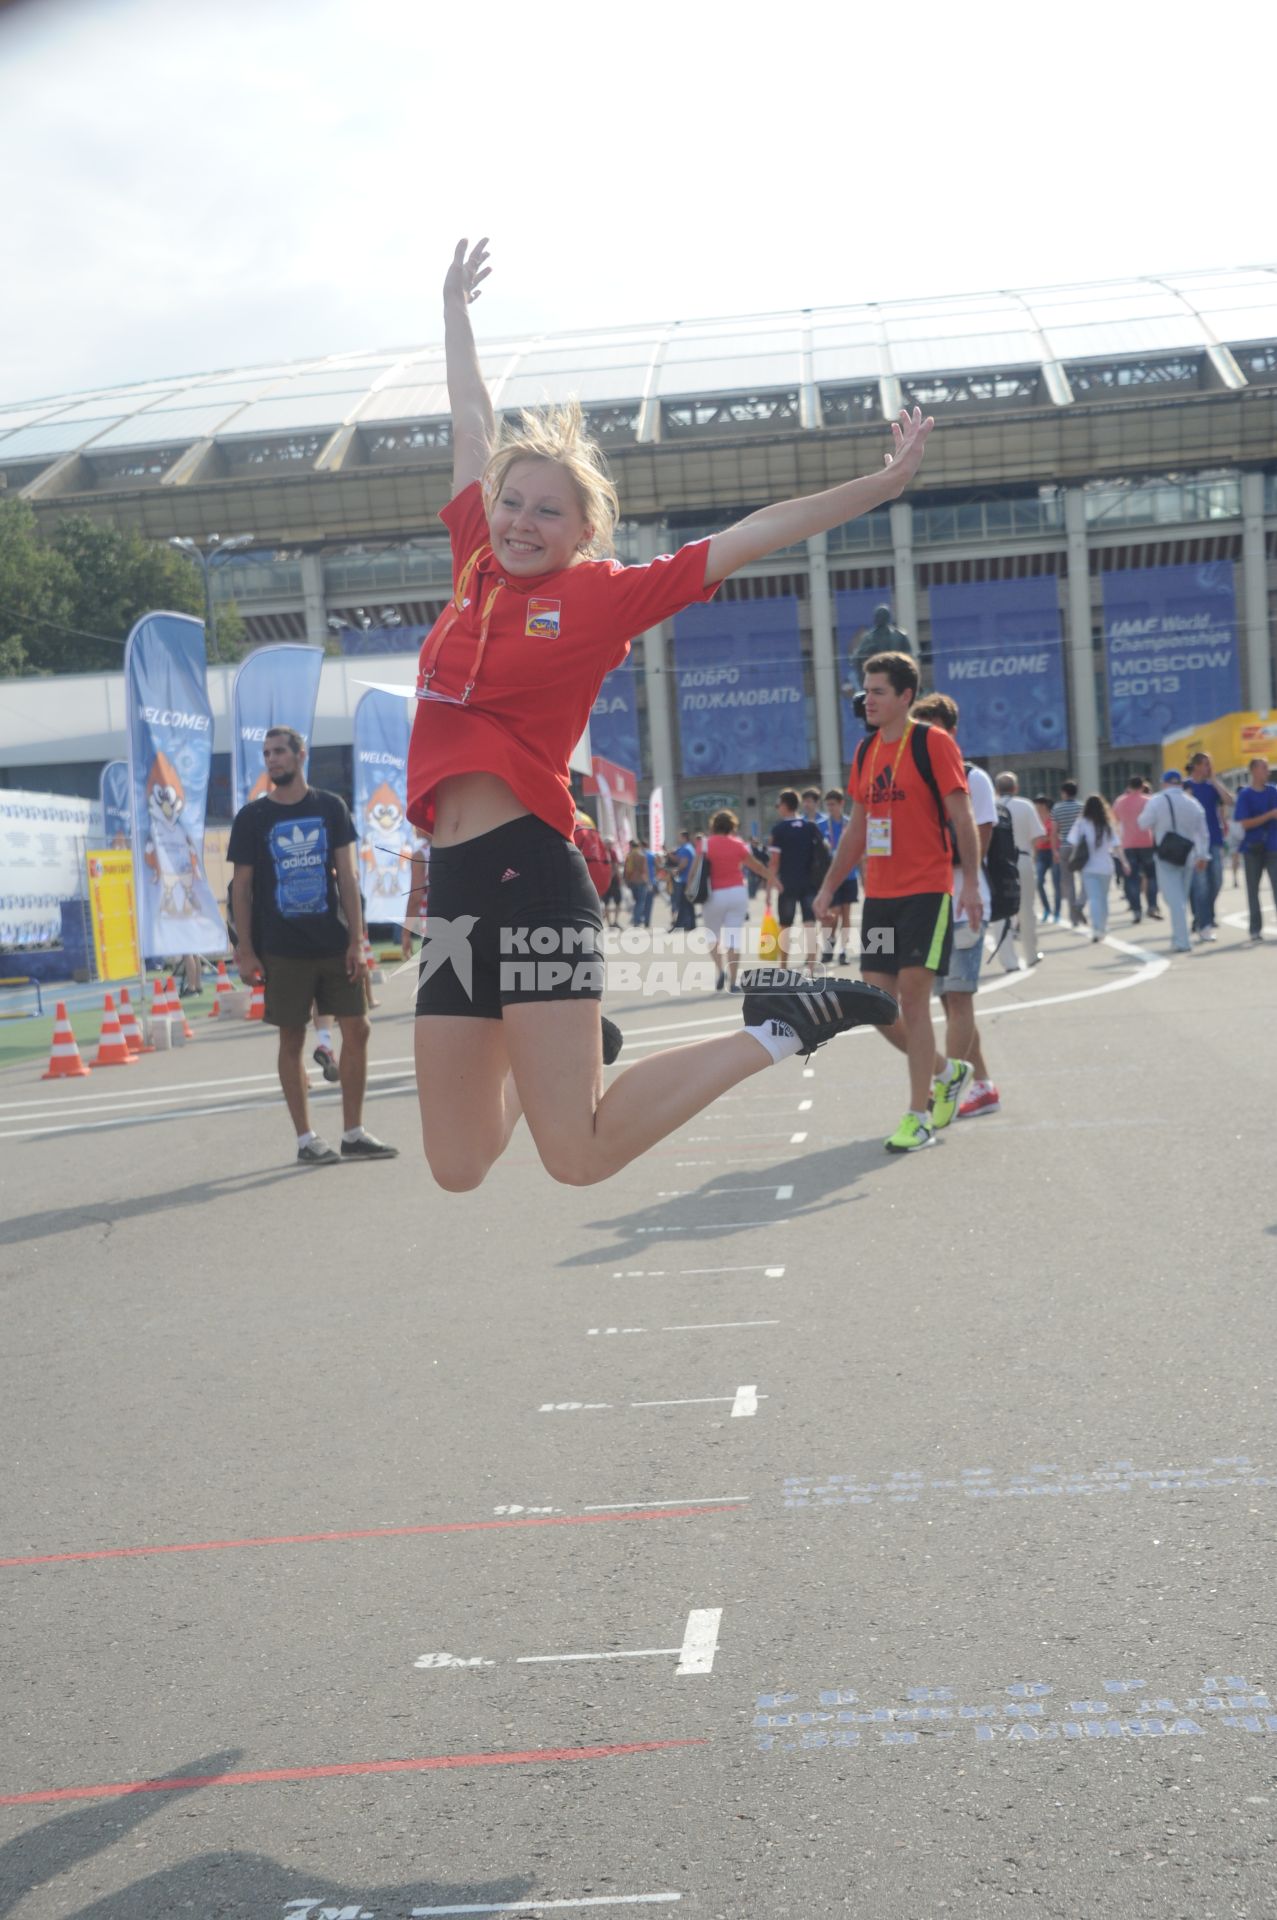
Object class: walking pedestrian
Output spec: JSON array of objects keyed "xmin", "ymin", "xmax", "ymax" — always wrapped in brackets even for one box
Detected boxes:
[
  {"xmin": 1032, "ymin": 793, "xmax": 1060, "ymax": 922},
  {"xmin": 1233, "ymin": 756, "xmax": 1277, "ymax": 942},
  {"xmin": 1112, "ymin": 775, "xmax": 1161, "ymax": 922},
  {"xmin": 407, "ymin": 237, "xmax": 921, "ymax": 1191},
  {"xmin": 1184, "ymin": 751, "xmax": 1232, "ymax": 941},
  {"xmin": 228, "ymin": 726, "xmax": 398, "ymax": 1165},
  {"xmin": 1051, "ymin": 780, "xmax": 1086, "ymax": 926},
  {"xmin": 623, "ymin": 838, "xmax": 651, "ymax": 929},
  {"xmin": 768, "ymin": 790, "xmax": 827, "ymax": 973},
  {"xmin": 703, "ymin": 809, "xmax": 773, "ymax": 991},
  {"xmin": 1137, "ymin": 771, "xmax": 1209, "ymax": 954},
  {"xmin": 995, "ymin": 771, "xmax": 1044, "ymax": 968},
  {"xmin": 1065, "ymin": 795, "xmax": 1130, "ymax": 941},
  {"xmin": 819, "ymin": 788, "xmax": 857, "ymax": 965},
  {"xmin": 813, "ymin": 655, "xmax": 983, "ymax": 1153},
  {"xmin": 671, "ymin": 827, "xmax": 698, "ymax": 932}
]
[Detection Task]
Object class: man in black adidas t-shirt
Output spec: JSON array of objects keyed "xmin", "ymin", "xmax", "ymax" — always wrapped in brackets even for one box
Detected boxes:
[
  {"xmin": 768, "ymin": 788, "xmax": 828, "ymax": 974},
  {"xmin": 227, "ymin": 726, "xmax": 397, "ymax": 1166}
]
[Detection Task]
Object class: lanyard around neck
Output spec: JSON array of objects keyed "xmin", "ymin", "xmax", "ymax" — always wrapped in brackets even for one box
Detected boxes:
[
  {"xmin": 867, "ymin": 718, "xmax": 914, "ymax": 801},
  {"xmin": 416, "ymin": 543, "xmax": 501, "ymax": 706}
]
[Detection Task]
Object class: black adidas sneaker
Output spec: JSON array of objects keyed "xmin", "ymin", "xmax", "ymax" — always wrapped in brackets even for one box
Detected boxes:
[
  {"xmin": 602, "ymin": 1016, "xmax": 624, "ymax": 1066},
  {"xmin": 739, "ymin": 967, "xmax": 899, "ymax": 1056}
]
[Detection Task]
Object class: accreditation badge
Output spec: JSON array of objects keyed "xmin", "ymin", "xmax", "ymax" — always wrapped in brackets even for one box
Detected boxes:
[
  {"xmin": 867, "ymin": 816, "xmax": 892, "ymax": 857},
  {"xmin": 526, "ymin": 599, "xmax": 561, "ymax": 639}
]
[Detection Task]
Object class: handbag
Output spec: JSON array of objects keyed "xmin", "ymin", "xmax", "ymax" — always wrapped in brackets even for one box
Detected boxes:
[
  {"xmin": 1156, "ymin": 793, "xmax": 1194, "ymax": 868},
  {"xmin": 1067, "ymin": 832, "xmax": 1090, "ymax": 874}
]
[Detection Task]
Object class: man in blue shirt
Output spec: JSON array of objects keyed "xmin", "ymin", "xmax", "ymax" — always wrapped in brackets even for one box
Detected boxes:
[
  {"xmin": 769, "ymin": 788, "xmax": 826, "ymax": 972},
  {"xmin": 671, "ymin": 829, "xmax": 697, "ymax": 932},
  {"xmin": 1233, "ymin": 755, "xmax": 1277, "ymax": 943},
  {"xmin": 1184, "ymin": 750, "xmax": 1232, "ymax": 941}
]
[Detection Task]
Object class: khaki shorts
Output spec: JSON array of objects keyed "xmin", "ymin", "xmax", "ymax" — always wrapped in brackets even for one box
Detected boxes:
[{"xmin": 263, "ymin": 951, "xmax": 367, "ymax": 1028}]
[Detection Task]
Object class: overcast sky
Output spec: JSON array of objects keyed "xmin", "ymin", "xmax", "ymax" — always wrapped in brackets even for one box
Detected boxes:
[{"xmin": 1, "ymin": 0, "xmax": 1270, "ymax": 406}]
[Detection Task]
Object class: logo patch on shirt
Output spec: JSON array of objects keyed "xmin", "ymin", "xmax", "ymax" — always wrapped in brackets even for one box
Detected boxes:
[{"xmin": 526, "ymin": 598, "xmax": 561, "ymax": 639}]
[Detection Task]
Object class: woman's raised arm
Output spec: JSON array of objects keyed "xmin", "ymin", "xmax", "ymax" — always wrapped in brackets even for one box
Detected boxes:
[
  {"xmin": 444, "ymin": 238, "xmax": 497, "ymax": 493},
  {"xmin": 704, "ymin": 408, "xmax": 934, "ymax": 587}
]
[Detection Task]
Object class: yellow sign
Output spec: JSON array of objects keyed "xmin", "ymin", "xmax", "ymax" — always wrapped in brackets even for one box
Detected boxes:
[
  {"xmin": 1162, "ymin": 710, "xmax": 1277, "ymax": 779},
  {"xmin": 86, "ymin": 849, "xmax": 141, "ymax": 982}
]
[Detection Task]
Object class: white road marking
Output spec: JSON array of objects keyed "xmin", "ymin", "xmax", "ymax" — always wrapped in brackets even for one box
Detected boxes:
[
  {"xmin": 661, "ymin": 1320, "xmax": 780, "ymax": 1332},
  {"xmin": 676, "ymin": 1607, "xmax": 723, "ymax": 1676},
  {"xmin": 802, "ymin": 1067, "xmax": 815, "ymax": 1078},
  {"xmin": 581, "ymin": 1497, "xmax": 750, "ymax": 1511},
  {"xmin": 607, "ymin": 1264, "xmax": 784, "ymax": 1278},
  {"xmin": 635, "ymin": 1220, "xmax": 789, "ymax": 1234},
  {"xmin": 516, "ymin": 1648, "xmax": 681, "ymax": 1664},
  {"xmin": 407, "ymin": 1896, "xmax": 682, "ymax": 1914},
  {"xmin": 788, "ymin": 1131, "xmax": 808, "ymax": 1144},
  {"xmin": 630, "ymin": 1394, "xmax": 767, "ymax": 1409},
  {"xmin": 774, "ymin": 1183, "xmax": 794, "ymax": 1200},
  {"xmin": 731, "ymin": 1385, "xmax": 760, "ymax": 1418},
  {"xmin": 0, "ymin": 1056, "xmax": 415, "ymax": 1114}
]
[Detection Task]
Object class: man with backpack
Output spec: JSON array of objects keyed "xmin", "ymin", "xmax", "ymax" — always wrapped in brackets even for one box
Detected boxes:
[
  {"xmin": 768, "ymin": 788, "xmax": 831, "ymax": 974},
  {"xmin": 624, "ymin": 837, "xmax": 652, "ymax": 927},
  {"xmin": 813, "ymin": 655, "xmax": 982, "ymax": 1152},
  {"xmin": 911, "ymin": 694, "xmax": 1003, "ymax": 1119}
]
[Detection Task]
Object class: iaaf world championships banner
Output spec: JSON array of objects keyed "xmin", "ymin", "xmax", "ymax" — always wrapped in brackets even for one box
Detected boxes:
[
  {"xmin": 672, "ymin": 597, "xmax": 808, "ymax": 777},
  {"xmin": 1101, "ymin": 563, "xmax": 1241, "ymax": 748},
  {"xmin": 124, "ymin": 611, "xmax": 227, "ymax": 958},
  {"xmin": 927, "ymin": 575, "xmax": 1069, "ymax": 759},
  {"xmin": 231, "ymin": 643, "xmax": 325, "ymax": 811},
  {"xmin": 352, "ymin": 689, "xmax": 414, "ymax": 930}
]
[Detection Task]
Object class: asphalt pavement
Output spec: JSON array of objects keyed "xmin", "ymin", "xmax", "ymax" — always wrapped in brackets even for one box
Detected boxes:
[{"xmin": 2, "ymin": 899, "xmax": 1274, "ymax": 1919}]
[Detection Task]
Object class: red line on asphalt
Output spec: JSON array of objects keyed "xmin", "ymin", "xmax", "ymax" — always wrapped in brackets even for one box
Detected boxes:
[
  {"xmin": 0, "ymin": 1503, "xmax": 744, "ymax": 1570},
  {"xmin": 0, "ymin": 1738, "xmax": 707, "ymax": 1807}
]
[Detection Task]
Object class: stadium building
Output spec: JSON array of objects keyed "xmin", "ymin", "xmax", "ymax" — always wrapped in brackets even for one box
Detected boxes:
[{"xmin": 3, "ymin": 266, "xmax": 1276, "ymax": 826}]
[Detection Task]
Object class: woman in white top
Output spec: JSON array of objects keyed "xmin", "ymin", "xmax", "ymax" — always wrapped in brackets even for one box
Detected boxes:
[{"xmin": 1066, "ymin": 794, "xmax": 1130, "ymax": 941}]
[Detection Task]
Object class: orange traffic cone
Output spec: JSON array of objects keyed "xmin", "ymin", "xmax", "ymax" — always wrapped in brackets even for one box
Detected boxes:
[
  {"xmin": 164, "ymin": 976, "xmax": 195, "ymax": 1041},
  {"xmin": 42, "ymin": 1001, "xmax": 91, "ymax": 1079},
  {"xmin": 246, "ymin": 980, "xmax": 265, "ymax": 1022},
  {"xmin": 117, "ymin": 987, "xmax": 151, "ymax": 1054},
  {"xmin": 209, "ymin": 959, "xmax": 234, "ymax": 1017},
  {"xmin": 91, "ymin": 993, "xmax": 135, "ymax": 1068},
  {"xmin": 149, "ymin": 977, "xmax": 168, "ymax": 1026}
]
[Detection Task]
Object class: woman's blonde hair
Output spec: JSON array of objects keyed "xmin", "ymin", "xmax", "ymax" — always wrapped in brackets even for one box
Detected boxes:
[{"xmin": 481, "ymin": 400, "xmax": 620, "ymax": 559}]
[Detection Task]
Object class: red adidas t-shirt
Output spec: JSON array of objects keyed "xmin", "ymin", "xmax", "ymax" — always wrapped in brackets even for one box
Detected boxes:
[
  {"xmin": 848, "ymin": 720, "xmax": 968, "ymax": 899},
  {"xmin": 407, "ymin": 483, "xmax": 719, "ymax": 839}
]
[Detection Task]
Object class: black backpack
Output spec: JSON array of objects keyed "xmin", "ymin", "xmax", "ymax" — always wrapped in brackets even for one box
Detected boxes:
[
  {"xmin": 806, "ymin": 824, "xmax": 832, "ymax": 894},
  {"xmin": 686, "ymin": 845, "xmax": 711, "ymax": 906},
  {"xmin": 977, "ymin": 785, "xmax": 1023, "ymax": 921}
]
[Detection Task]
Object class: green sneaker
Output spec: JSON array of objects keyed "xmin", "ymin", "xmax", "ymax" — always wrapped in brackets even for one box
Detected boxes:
[
  {"xmin": 884, "ymin": 1112, "xmax": 936, "ymax": 1153},
  {"xmin": 930, "ymin": 1058, "xmax": 973, "ymax": 1131}
]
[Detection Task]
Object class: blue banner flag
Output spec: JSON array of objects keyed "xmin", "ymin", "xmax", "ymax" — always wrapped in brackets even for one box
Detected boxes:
[
  {"xmin": 929, "ymin": 575, "xmax": 1069, "ymax": 757},
  {"xmin": 99, "ymin": 760, "xmax": 131, "ymax": 847},
  {"xmin": 231, "ymin": 643, "xmax": 325, "ymax": 811},
  {"xmin": 1101, "ymin": 563, "xmax": 1241, "ymax": 748},
  {"xmin": 834, "ymin": 589, "xmax": 894, "ymax": 763},
  {"xmin": 352, "ymin": 689, "xmax": 414, "ymax": 930},
  {"xmin": 589, "ymin": 662, "xmax": 641, "ymax": 775},
  {"xmin": 124, "ymin": 611, "xmax": 226, "ymax": 957},
  {"xmin": 673, "ymin": 597, "xmax": 808, "ymax": 777}
]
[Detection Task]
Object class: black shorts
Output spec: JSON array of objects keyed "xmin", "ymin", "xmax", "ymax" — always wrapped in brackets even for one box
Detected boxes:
[
  {"xmin": 830, "ymin": 874, "xmax": 859, "ymax": 907},
  {"xmin": 416, "ymin": 815, "xmax": 604, "ymax": 1020},
  {"xmin": 777, "ymin": 889, "xmax": 816, "ymax": 927},
  {"xmin": 859, "ymin": 892, "xmax": 953, "ymax": 977}
]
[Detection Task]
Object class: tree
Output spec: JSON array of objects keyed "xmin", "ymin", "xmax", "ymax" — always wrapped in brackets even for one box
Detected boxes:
[
  {"xmin": 211, "ymin": 597, "xmax": 249, "ymax": 663},
  {"xmin": 0, "ymin": 500, "xmax": 74, "ymax": 677},
  {"xmin": 50, "ymin": 516, "xmax": 204, "ymax": 672}
]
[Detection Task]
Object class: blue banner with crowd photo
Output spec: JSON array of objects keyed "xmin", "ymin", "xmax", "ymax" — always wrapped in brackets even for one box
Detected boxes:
[
  {"xmin": 928, "ymin": 575, "xmax": 1070, "ymax": 758},
  {"xmin": 124, "ymin": 611, "xmax": 227, "ymax": 957},
  {"xmin": 353, "ymin": 689, "xmax": 414, "ymax": 930},
  {"xmin": 835, "ymin": 589, "xmax": 895, "ymax": 762},
  {"xmin": 1101, "ymin": 562, "xmax": 1241, "ymax": 748},
  {"xmin": 231, "ymin": 643, "xmax": 325, "ymax": 811},
  {"xmin": 589, "ymin": 661, "xmax": 641, "ymax": 776},
  {"xmin": 99, "ymin": 760, "xmax": 131, "ymax": 847},
  {"xmin": 673, "ymin": 596, "xmax": 808, "ymax": 777}
]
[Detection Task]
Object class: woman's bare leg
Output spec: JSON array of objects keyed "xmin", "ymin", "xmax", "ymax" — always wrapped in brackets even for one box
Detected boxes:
[
  {"xmin": 503, "ymin": 999, "xmax": 771, "ymax": 1187},
  {"xmin": 415, "ymin": 1016, "xmax": 522, "ymax": 1191}
]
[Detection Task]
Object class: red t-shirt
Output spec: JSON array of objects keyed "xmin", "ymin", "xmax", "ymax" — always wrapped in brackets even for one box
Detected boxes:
[
  {"xmin": 572, "ymin": 822, "xmax": 611, "ymax": 898},
  {"xmin": 848, "ymin": 720, "xmax": 968, "ymax": 899},
  {"xmin": 707, "ymin": 833, "xmax": 750, "ymax": 891},
  {"xmin": 407, "ymin": 483, "xmax": 718, "ymax": 839}
]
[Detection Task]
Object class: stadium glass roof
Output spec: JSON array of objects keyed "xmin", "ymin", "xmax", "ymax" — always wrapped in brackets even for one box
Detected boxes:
[{"xmin": 2, "ymin": 267, "xmax": 1276, "ymax": 464}]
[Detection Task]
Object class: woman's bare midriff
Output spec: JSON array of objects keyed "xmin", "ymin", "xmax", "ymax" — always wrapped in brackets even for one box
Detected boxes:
[{"xmin": 430, "ymin": 771, "xmax": 531, "ymax": 846}]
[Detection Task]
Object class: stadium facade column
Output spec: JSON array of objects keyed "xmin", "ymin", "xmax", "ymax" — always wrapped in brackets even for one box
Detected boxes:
[
  {"xmin": 634, "ymin": 522, "xmax": 678, "ymax": 815},
  {"xmin": 888, "ymin": 501, "xmax": 919, "ymax": 654},
  {"xmin": 1241, "ymin": 470, "xmax": 1274, "ymax": 709},
  {"xmin": 1063, "ymin": 488, "xmax": 1101, "ymax": 794},
  {"xmin": 806, "ymin": 531, "xmax": 842, "ymax": 791},
  {"xmin": 300, "ymin": 553, "xmax": 328, "ymax": 649}
]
